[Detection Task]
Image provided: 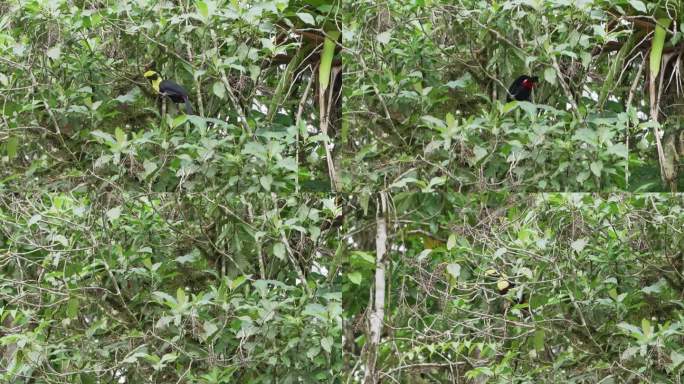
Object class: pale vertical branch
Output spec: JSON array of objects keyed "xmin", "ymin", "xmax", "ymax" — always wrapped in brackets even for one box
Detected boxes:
[{"xmin": 364, "ymin": 193, "xmax": 388, "ymax": 383}]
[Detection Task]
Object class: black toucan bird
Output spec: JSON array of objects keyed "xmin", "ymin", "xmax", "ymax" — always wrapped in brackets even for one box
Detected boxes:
[
  {"xmin": 144, "ymin": 70, "xmax": 193, "ymax": 114},
  {"xmin": 507, "ymin": 75, "xmax": 538, "ymax": 102}
]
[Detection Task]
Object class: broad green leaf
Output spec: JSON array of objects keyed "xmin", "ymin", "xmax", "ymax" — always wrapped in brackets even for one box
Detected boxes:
[
  {"xmin": 607, "ymin": 143, "xmax": 628, "ymax": 158},
  {"xmin": 106, "ymin": 206, "xmax": 121, "ymax": 221},
  {"xmin": 6, "ymin": 136, "xmax": 18, "ymax": 159},
  {"xmin": 543, "ymin": 67, "xmax": 556, "ymax": 85},
  {"xmin": 319, "ymin": 30, "xmax": 340, "ymax": 92},
  {"xmin": 196, "ymin": 1, "xmax": 209, "ymax": 18},
  {"xmin": 259, "ymin": 175, "xmax": 273, "ymax": 191},
  {"xmin": 212, "ymin": 81, "xmax": 225, "ymax": 99},
  {"xmin": 629, "ymin": 0, "xmax": 646, "ymax": 12},
  {"xmin": 650, "ymin": 18, "xmax": 672, "ymax": 79},
  {"xmin": 273, "ymin": 242, "xmax": 286, "ymax": 260},
  {"xmin": 503, "ymin": 100, "xmax": 517, "ymax": 113},
  {"xmin": 533, "ymin": 329, "xmax": 545, "ymax": 352},
  {"xmin": 321, "ymin": 336, "xmax": 333, "ymax": 353},
  {"xmin": 376, "ymin": 30, "xmax": 392, "ymax": 44},
  {"xmin": 347, "ymin": 272, "xmax": 363, "ymax": 285},
  {"xmin": 670, "ymin": 351, "xmax": 684, "ymax": 371},
  {"xmin": 447, "ymin": 233, "xmax": 457, "ymax": 250},
  {"xmin": 570, "ymin": 238, "xmax": 588, "ymax": 253},
  {"xmin": 446, "ymin": 263, "xmax": 461, "ymax": 279},
  {"xmin": 46, "ymin": 44, "xmax": 61, "ymax": 60},
  {"xmin": 172, "ymin": 114, "xmax": 188, "ymax": 127},
  {"xmin": 296, "ymin": 12, "xmax": 315, "ymax": 25},
  {"xmin": 67, "ymin": 298, "xmax": 79, "ymax": 318}
]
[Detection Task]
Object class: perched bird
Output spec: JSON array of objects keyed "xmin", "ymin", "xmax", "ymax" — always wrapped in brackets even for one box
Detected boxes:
[
  {"xmin": 143, "ymin": 70, "xmax": 193, "ymax": 114},
  {"xmin": 506, "ymin": 75, "xmax": 538, "ymax": 102},
  {"xmin": 485, "ymin": 269, "xmax": 515, "ymax": 295}
]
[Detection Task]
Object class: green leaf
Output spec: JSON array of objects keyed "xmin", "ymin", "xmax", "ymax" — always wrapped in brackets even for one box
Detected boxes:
[
  {"xmin": 641, "ymin": 318, "xmax": 652, "ymax": 338},
  {"xmin": 590, "ymin": 161, "xmax": 603, "ymax": 177},
  {"xmin": 445, "ymin": 73, "xmax": 470, "ymax": 89},
  {"xmin": 446, "ymin": 263, "xmax": 461, "ymax": 279},
  {"xmin": 91, "ymin": 130, "xmax": 115, "ymax": 144},
  {"xmin": 607, "ymin": 143, "xmax": 628, "ymax": 158},
  {"xmin": 212, "ymin": 81, "xmax": 225, "ymax": 99},
  {"xmin": 573, "ymin": 128, "xmax": 598, "ymax": 145},
  {"xmin": 67, "ymin": 298, "xmax": 79, "ymax": 318},
  {"xmin": 319, "ymin": 30, "xmax": 340, "ymax": 93},
  {"xmin": 242, "ymin": 142, "xmax": 267, "ymax": 159},
  {"xmin": 176, "ymin": 288, "xmax": 187, "ymax": 306},
  {"xmin": 447, "ymin": 233, "xmax": 457, "ymax": 250},
  {"xmin": 471, "ymin": 145, "xmax": 488, "ymax": 163},
  {"xmin": 228, "ymin": 275, "xmax": 249, "ymax": 290},
  {"xmin": 543, "ymin": 67, "xmax": 556, "ymax": 85},
  {"xmin": 376, "ymin": 30, "xmax": 392, "ymax": 44},
  {"xmin": 46, "ymin": 44, "xmax": 61, "ymax": 60},
  {"xmin": 172, "ymin": 114, "xmax": 188, "ymax": 127},
  {"xmin": 306, "ymin": 346, "xmax": 320, "ymax": 359},
  {"xmin": 650, "ymin": 18, "xmax": 672, "ymax": 79},
  {"xmin": 122, "ymin": 351, "xmax": 149, "ymax": 364},
  {"xmin": 347, "ymin": 272, "xmax": 363, "ymax": 285},
  {"xmin": 259, "ymin": 175, "xmax": 273, "ymax": 191},
  {"xmin": 196, "ymin": 1, "xmax": 209, "ymax": 18},
  {"xmin": 503, "ymin": 100, "xmax": 517, "ymax": 113},
  {"xmin": 6, "ymin": 136, "xmax": 18, "ymax": 159},
  {"xmin": 628, "ymin": 0, "xmax": 646, "ymax": 12},
  {"xmin": 296, "ymin": 12, "xmax": 315, "ymax": 25},
  {"xmin": 617, "ymin": 322, "xmax": 643, "ymax": 337},
  {"xmin": 303, "ymin": 303, "xmax": 326, "ymax": 317},
  {"xmin": 202, "ymin": 321, "xmax": 218, "ymax": 340},
  {"xmin": 670, "ymin": 351, "xmax": 684, "ymax": 371},
  {"xmin": 114, "ymin": 127, "xmax": 126, "ymax": 144},
  {"xmin": 533, "ymin": 329, "xmax": 545, "ymax": 352},
  {"xmin": 273, "ymin": 242, "xmax": 286, "ymax": 260},
  {"xmin": 142, "ymin": 160, "xmax": 157, "ymax": 178},
  {"xmin": 106, "ymin": 206, "xmax": 121, "ymax": 221},
  {"xmin": 465, "ymin": 366, "xmax": 494, "ymax": 379},
  {"xmin": 321, "ymin": 336, "xmax": 333, "ymax": 353},
  {"xmin": 518, "ymin": 101, "xmax": 537, "ymax": 116},
  {"xmin": 570, "ymin": 238, "xmax": 588, "ymax": 253}
]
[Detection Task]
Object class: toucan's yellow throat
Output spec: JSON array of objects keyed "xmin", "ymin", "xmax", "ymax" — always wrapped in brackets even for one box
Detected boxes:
[{"xmin": 144, "ymin": 70, "xmax": 162, "ymax": 93}]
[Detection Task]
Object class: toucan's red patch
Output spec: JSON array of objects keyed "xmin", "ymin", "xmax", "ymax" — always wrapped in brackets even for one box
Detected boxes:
[{"xmin": 522, "ymin": 78, "xmax": 535, "ymax": 90}]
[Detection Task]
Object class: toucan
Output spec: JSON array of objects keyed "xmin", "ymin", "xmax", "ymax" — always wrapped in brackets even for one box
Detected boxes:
[
  {"xmin": 506, "ymin": 75, "xmax": 538, "ymax": 102},
  {"xmin": 485, "ymin": 269, "xmax": 515, "ymax": 295},
  {"xmin": 143, "ymin": 70, "xmax": 193, "ymax": 114}
]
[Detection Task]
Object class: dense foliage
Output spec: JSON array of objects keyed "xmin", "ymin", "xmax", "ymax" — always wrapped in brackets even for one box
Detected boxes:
[
  {"xmin": 344, "ymin": 0, "xmax": 684, "ymax": 192},
  {"xmin": 4, "ymin": 0, "xmax": 684, "ymax": 382},
  {"xmin": 344, "ymin": 193, "xmax": 684, "ymax": 382},
  {"xmin": 0, "ymin": 0, "xmax": 342, "ymax": 382}
]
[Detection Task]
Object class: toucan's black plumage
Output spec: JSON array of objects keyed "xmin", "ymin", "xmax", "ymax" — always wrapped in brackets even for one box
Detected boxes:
[
  {"xmin": 144, "ymin": 70, "xmax": 193, "ymax": 114},
  {"xmin": 507, "ymin": 75, "xmax": 538, "ymax": 102}
]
